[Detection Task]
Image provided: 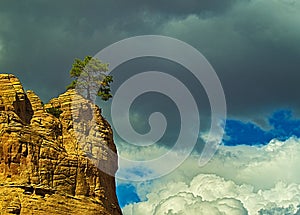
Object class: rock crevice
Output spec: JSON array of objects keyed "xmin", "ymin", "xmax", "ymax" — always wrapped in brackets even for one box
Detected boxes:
[{"xmin": 0, "ymin": 74, "xmax": 122, "ymax": 215}]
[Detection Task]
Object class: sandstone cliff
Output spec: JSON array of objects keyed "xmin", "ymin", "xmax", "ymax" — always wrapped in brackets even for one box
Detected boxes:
[{"xmin": 0, "ymin": 74, "xmax": 122, "ymax": 215}]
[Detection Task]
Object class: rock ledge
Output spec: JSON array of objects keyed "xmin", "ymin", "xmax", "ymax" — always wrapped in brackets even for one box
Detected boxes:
[{"xmin": 0, "ymin": 74, "xmax": 122, "ymax": 215}]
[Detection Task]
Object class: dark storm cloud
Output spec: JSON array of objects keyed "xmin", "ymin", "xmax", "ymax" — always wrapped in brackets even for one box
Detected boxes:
[
  {"xmin": 0, "ymin": 0, "xmax": 299, "ymax": 121},
  {"xmin": 0, "ymin": 0, "xmax": 132, "ymax": 101},
  {"xmin": 157, "ymin": 0, "xmax": 300, "ymax": 119},
  {"xmin": 117, "ymin": 0, "xmax": 238, "ymax": 16}
]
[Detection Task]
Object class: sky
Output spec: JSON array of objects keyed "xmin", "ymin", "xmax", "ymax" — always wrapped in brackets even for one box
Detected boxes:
[
  {"xmin": 1, "ymin": 0, "xmax": 300, "ymax": 214},
  {"xmin": 1, "ymin": 0, "xmax": 300, "ymax": 118}
]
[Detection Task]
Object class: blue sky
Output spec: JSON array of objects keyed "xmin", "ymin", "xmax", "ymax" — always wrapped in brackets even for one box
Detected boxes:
[
  {"xmin": 1, "ymin": 0, "xmax": 300, "ymax": 214},
  {"xmin": 116, "ymin": 183, "xmax": 141, "ymax": 208},
  {"xmin": 224, "ymin": 110, "xmax": 300, "ymax": 146},
  {"xmin": 116, "ymin": 109, "xmax": 300, "ymax": 210}
]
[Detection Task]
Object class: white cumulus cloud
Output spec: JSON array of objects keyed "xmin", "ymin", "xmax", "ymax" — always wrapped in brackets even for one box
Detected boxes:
[{"xmin": 120, "ymin": 137, "xmax": 300, "ymax": 214}]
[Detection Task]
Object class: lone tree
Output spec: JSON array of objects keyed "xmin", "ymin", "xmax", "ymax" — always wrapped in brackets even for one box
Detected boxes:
[{"xmin": 67, "ymin": 56, "xmax": 113, "ymax": 101}]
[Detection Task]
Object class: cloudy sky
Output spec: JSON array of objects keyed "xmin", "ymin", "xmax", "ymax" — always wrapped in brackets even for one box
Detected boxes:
[
  {"xmin": 1, "ymin": 0, "xmax": 300, "ymax": 214},
  {"xmin": 1, "ymin": 0, "xmax": 299, "ymax": 117}
]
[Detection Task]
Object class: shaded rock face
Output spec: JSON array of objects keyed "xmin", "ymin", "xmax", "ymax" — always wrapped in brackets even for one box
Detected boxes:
[{"xmin": 0, "ymin": 74, "xmax": 122, "ymax": 215}]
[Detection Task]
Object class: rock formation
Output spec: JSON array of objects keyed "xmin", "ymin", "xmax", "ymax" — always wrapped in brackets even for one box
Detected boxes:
[{"xmin": 0, "ymin": 74, "xmax": 122, "ymax": 214}]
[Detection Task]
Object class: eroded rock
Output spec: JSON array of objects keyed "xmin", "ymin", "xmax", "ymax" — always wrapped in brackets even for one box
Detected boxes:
[{"xmin": 0, "ymin": 74, "xmax": 122, "ymax": 215}]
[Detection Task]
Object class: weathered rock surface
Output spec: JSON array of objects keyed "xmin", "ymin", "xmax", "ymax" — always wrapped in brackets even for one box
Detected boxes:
[{"xmin": 0, "ymin": 74, "xmax": 122, "ymax": 214}]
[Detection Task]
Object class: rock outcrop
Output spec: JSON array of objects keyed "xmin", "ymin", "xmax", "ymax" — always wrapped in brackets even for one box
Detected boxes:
[{"xmin": 0, "ymin": 74, "xmax": 122, "ymax": 214}]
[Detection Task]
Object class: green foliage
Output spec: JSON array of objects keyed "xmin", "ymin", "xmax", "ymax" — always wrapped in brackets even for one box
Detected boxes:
[
  {"xmin": 97, "ymin": 75, "xmax": 113, "ymax": 101},
  {"xmin": 67, "ymin": 56, "xmax": 113, "ymax": 101},
  {"xmin": 66, "ymin": 80, "xmax": 77, "ymax": 90},
  {"xmin": 46, "ymin": 107, "xmax": 63, "ymax": 118}
]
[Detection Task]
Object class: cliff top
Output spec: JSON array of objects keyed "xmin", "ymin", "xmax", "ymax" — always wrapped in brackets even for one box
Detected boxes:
[{"xmin": 0, "ymin": 74, "xmax": 122, "ymax": 215}]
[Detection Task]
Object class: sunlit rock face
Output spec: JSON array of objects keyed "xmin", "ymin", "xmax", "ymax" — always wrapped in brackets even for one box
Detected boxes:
[{"xmin": 0, "ymin": 74, "xmax": 122, "ymax": 215}]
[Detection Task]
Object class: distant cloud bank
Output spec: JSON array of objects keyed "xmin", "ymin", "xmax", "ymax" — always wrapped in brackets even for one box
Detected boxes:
[{"xmin": 121, "ymin": 136, "xmax": 300, "ymax": 214}]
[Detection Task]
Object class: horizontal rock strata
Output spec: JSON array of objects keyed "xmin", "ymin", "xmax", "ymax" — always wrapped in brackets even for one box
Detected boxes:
[{"xmin": 0, "ymin": 74, "xmax": 122, "ymax": 215}]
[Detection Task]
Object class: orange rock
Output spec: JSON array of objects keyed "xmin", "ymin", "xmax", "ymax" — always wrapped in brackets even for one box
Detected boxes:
[{"xmin": 0, "ymin": 74, "xmax": 122, "ymax": 215}]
